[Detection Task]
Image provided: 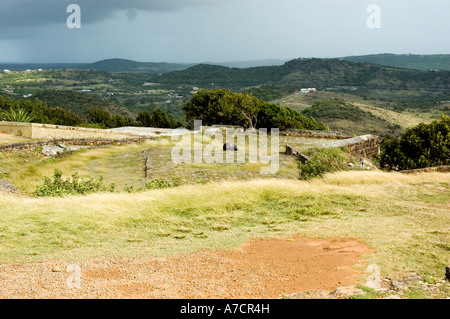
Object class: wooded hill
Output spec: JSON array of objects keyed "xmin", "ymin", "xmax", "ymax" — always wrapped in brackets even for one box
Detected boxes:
[{"xmin": 156, "ymin": 58, "xmax": 450, "ymax": 103}]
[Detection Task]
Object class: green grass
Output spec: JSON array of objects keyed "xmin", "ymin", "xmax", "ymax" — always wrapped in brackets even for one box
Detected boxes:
[{"xmin": 0, "ymin": 171, "xmax": 449, "ymax": 288}]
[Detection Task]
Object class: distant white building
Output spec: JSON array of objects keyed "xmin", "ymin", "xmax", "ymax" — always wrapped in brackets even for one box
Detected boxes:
[
  {"xmin": 300, "ymin": 88, "xmax": 317, "ymax": 93},
  {"xmin": 3, "ymin": 69, "xmax": 11, "ymax": 73}
]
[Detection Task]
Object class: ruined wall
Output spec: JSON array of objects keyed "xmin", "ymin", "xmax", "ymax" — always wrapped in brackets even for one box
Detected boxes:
[
  {"xmin": 0, "ymin": 121, "xmax": 143, "ymax": 140},
  {"xmin": 400, "ymin": 165, "xmax": 450, "ymax": 174},
  {"xmin": 287, "ymin": 134, "xmax": 380, "ymax": 159},
  {"xmin": 0, "ymin": 137, "xmax": 148, "ymax": 152},
  {"xmin": 325, "ymin": 134, "xmax": 380, "ymax": 158},
  {"xmin": 281, "ymin": 129, "xmax": 351, "ymax": 140}
]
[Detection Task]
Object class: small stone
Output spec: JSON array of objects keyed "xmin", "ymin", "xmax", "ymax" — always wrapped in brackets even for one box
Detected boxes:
[
  {"xmin": 389, "ymin": 280, "xmax": 409, "ymax": 292},
  {"xmin": 223, "ymin": 143, "xmax": 238, "ymax": 151},
  {"xmin": 331, "ymin": 286, "xmax": 363, "ymax": 298},
  {"xmin": 52, "ymin": 266, "xmax": 62, "ymax": 272}
]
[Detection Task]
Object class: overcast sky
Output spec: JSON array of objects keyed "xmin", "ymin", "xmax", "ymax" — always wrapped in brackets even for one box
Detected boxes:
[{"xmin": 0, "ymin": 0, "xmax": 449, "ymax": 63}]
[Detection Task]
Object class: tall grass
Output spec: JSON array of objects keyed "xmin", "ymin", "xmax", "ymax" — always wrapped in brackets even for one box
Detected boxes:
[{"xmin": 0, "ymin": 171, "xmax": 448, "ymax": 282}]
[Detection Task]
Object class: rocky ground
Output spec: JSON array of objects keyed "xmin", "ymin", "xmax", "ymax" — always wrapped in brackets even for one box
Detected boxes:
[{"xmin": 0, "ymin": 179, "xmax": 21, "ymax": 195}]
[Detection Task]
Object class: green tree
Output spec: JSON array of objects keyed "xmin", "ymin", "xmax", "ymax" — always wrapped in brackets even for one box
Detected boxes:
[
  {"xmin": 183, "ymin": 88, "xmax": 326, "ymax": 131},
  {"xmin": 136, "ymin": 111, "xmax": 152, "ymax": 127},
  {"xmin": 378, "ymin": 114, "xmax": 450, "ymax": 170},
  {"xmin": 87, "ymin": 107, "xmax": 114, "ymax": 128}
]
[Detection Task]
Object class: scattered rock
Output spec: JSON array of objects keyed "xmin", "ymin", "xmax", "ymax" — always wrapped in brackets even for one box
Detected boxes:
[
  {"xmin": 42, "ymin": 145, "xmax": 65, "ymax": 157},
  {"xmin": 52, "ymin": 266, "xmax": 62, "ymax": 273},
  {"xmin": 283, "ymin": 290, "xmax": 330, "ymax": 299},
  {"xmin": 223, "ymin": 143, "xmax": 238, "ymax": 151},
  {"xmin": 0, "ymin": 179, "xmax": 21, "ymax": 195},
  {"xmin": 331, "ymin": 286, "xmax": 363, "ymax": 298},
  {"xmin": 389, "ymin": 279, "xmax": 409, "ymax": 292},
  {"xmin": 402, "ymin": 272, "xmax": 424, "ymax": 284}
]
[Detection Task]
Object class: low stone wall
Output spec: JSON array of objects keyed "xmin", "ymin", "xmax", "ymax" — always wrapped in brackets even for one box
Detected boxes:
[
  {"xmin": 0, "ymin": 137, "xmax": 148, "ymax": 152},
  {"xmin": 0, "ymin": 121, "xmax": 144, "ymax": 140},
  {"xmin": 281, "ymin": 129, "xmax": 351, "ymax": 140},
  {"xmin": 400, "ymin": 165, "xmax": 450, "ymax": 174},
  {"xmin": 325, "ymin": 134, "xmax": 380, "ymax": 158},
  {"xmin": 287, "ymin": 134, "xmax": 380, "ymax": 159}
]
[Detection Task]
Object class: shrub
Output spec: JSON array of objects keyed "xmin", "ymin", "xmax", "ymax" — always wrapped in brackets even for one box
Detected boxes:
[
  {"xmin": 298, "ymin": 147, "xmax": 348, "ymax": 180},
  {"xmin": 0, "ymin": 107, "xmax": 35, "ymax": 123},
  {"xmin": 377, "ymin": 114, "xmax": 450, "ymax": 170},
  {"xmin": 145, "ymin": 178, "xmax": 171, "ymax": 190},
  {"xmin": 36, "ymin": 169, "xmax": 108, "ymax": 197}
]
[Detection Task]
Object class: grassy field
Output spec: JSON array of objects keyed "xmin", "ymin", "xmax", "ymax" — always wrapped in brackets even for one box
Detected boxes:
[
  {"xmin": 0, "ymin": 132, "xmax": 449, "ymax": 296},
  {"xmin": 0, "ymin": 171, "xmax": 449, "ymax": 285},
  {"xmin": 0, "ymin": 134, "xmax": 344, "ymax": 193}
]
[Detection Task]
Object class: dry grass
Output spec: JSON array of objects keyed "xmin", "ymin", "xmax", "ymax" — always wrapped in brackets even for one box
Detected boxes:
[{"xmin": 0, "ymin": 171, "xmax": 448, "ymax": 283}]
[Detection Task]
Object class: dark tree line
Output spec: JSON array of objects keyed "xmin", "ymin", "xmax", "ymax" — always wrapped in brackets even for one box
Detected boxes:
[{"xmin": 0, "ymin": 95, "xmax": 183, "ymax": 129}]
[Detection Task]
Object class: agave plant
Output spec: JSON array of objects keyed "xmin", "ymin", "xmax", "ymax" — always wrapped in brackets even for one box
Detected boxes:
[{"xmin": 0, "ymin": 107, "xmax": 35, "ymax": 123}]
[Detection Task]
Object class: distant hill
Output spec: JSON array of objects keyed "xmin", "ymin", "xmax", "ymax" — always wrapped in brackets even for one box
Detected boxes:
[
  {"xmin": 87, "ymin": 58, "xmax": 194, "ymax": 74},
  {"xmin": 342, "ymin": 53, "xmax": 450, "ymax": 71},
  {"xmin": 0, "ymin": 58, "xmax": 286, "ymax": 74},
  {"xmin": 156, "ymin": 57, "xmax": 450, "ymax": 92},
  {"xmin": 0, "ymin": 59, "xmax": 193, "ymax": 74}
]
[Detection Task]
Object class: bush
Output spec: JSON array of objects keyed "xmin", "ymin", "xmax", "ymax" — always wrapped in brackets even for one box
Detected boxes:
[
  {"xmin": 298, "ymin": 147, "xmax": 348, "ymax": 180},
  {"xmin": 145, "ymin": 178, "xmax": 171, "ymax": 190},
  {"xmin": 0, "ymin": 107, "xmax": 34, "ymax": 123},
  {"xmin": 377, "ymin": 114, "xmax": 450, "ymax": 170},
  {"xmin": 36, "ymin": 169, "xmax": 110, "ymax": 197}
]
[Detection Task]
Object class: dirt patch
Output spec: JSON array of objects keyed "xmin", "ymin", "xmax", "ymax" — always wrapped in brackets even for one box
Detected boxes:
[{"xmin": 0, "ymin": 236, "xmax": 372, "ymax": 299}]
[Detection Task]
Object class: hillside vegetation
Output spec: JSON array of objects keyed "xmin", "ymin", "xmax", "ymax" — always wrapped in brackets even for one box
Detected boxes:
[
  {"xmin": 343, "ymin": 53, "xmax": 450, "ymax": 71},
  {"xmin": 1, "ymin": 57, "xmax": 449, "ymax": 136}
]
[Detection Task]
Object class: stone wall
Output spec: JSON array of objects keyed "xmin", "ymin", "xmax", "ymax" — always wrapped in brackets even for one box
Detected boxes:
[
  {"xmin": 287, "ymin": 134, "xmax": 380, "ymax": 159},
  {"xmin": 400, "ymin": 165, "xmax": 450, "ymax": 174},
  {"xmin": 0, "ymin": 137, "xmax": 148, "ymax": 152},
  {"xmin": 325, "ymin": 134, "xmax": 380, "ymax": 158},
  {"xmin": 0, "ymin": 121, "xmax": 143, "ymax": 140},
  {"xmin": 281, "ymin": 129, "xmax": 351, "ymax": 140}
]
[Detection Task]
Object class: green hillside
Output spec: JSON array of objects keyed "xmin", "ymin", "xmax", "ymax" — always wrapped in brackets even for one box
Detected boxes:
[
  {"xmin": 342, "ymin": 53, "xmax": 450, "ymax": 71},
  {"xmin": 157, "ymin": 58, "xmax": 450, "ymax": 105},
  {"xmin": 33, "ymin": 90, "xmax": 135, "ymax": 118}
]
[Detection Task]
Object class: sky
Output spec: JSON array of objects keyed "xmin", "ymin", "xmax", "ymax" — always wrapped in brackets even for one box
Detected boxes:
[{"xmin": 0, "ymin": 0, "xmax": 449, "ymax": 63}]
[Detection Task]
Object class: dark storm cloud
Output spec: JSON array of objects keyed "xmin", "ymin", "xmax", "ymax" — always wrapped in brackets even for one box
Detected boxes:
[{"xmin": 0, "ymin": 0, "xmax": 215, "ymax": 30}]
